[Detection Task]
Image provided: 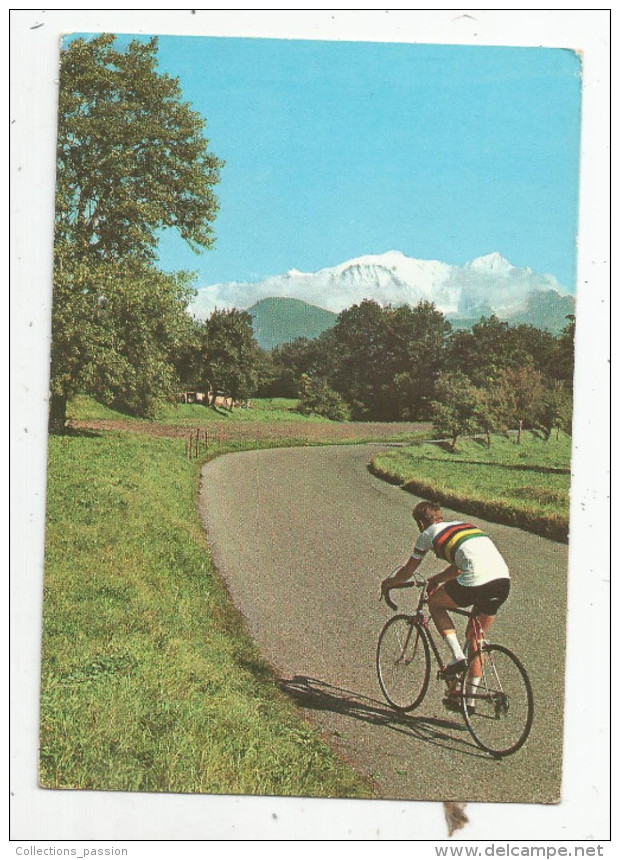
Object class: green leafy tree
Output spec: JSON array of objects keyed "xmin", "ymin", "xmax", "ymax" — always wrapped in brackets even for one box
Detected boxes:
[
  {"xmin": 89, "ymin": 264, "xmax": 196, "ymax": 417},
  {"xmin": 267, "ymin": 333, "xmax": 340, "ymax": 398},
  {"xmin": 252, "ymin": 347, "xmax": 279, "ymax": 398},
  {"xmin": 549, "ymin": 315, "xmax": 576, "ymax": 392},
  {"xmin": 445, "ymin": 316, "xmax": 531, "ymax": 387},
  {"xmin": 329, "ymin": 300, "xmax": 449, "ymax": 420},
  {"xmin": 538, "ymin": 381, "xmax": 573, "ymax": 440},
  {"xmin": 50, "ymin": 34, "xmax": 223, "ymax": 430},
  {"xmin": 171, "ymin": 316, "xmax": 205, "ymax": 391},
  {"xmin": 296, "ymin": 374, "xmax": 351, "ymax": 421},
  {"xmin": 330, "ymin": 300, "xmax": 388, "ymax": 418},
  {"xmin": 487, "ymin": 363, "xmax": 546, "ymax": 432},
  {"xmin": 55, "ymin": 35, "xmax": 222, "ymax": 262},
  {"xmin": 430, "ymin": 371, "xmax": 483, "ymax": 450},
  {"xmin": 202, "ymin": 309, "xmax": 262, "ymax": 405},
  {"xmin": 511, "ymin": 324, "xmax": 557, "ymax": 376},
  {"xmin": 49, "ymin": 258, "xmax": 196, "ymax": 421},
  {"xmin": 382, "ymin": 302, "xmax": 451, "ymax": 419}
]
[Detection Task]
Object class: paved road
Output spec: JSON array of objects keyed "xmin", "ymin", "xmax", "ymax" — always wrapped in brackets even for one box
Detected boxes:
[{"xmin": 199, "ymin": 444, "xmax": 568, "ymax": 803}]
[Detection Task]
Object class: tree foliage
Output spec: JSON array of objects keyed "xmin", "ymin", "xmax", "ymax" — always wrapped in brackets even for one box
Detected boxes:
[
  {"xmin": 538, "ymin": 381, "xmax": 573, "ymax": 439},
  {"xmin": 263, "ymin": 300, "xmax": 576, "ymax": 435},
  {"xmin": 550, "ymin": 316, "xmax": 576, "ymax": 392},
  {"xmin": 487, "ymin": 363, "xmax": 547, "ymax": 431},
  {"xmin": 296, "ymin": 374, "xmax": 351, "ymax": 421},
  {"xmin": 269, "ymin": 300, "xmax": 450, "ymax": 420},
  {"xmin": 266, "ymin": 334, "xmax": 339, "ymax": 399},
  {"xmin": 202, "ymin": 309, "xmax": 263, "ymax": 404},
  {"xmin": 430, "ymin": 371, "xmax": 485, "ymax": 450},
  {"xmin": 50, "ymin": 258, "xmax": 197, "ymax": 420},
  {"xmin": 381, "ymin": 302, "xmax": 451, "ymax": 419},
  {"xmin": 50, "ymin": 34, "xmax": 223, "ymax": 430},
  {"xmin": 55, "ymin": 34, "xmax": 223, "ymax": 263}
]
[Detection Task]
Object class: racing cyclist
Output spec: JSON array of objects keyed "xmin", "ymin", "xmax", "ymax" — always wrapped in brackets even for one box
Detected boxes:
[{"xmin": 381, "ymin": 500, "xmax": 510, "ymax": 711}]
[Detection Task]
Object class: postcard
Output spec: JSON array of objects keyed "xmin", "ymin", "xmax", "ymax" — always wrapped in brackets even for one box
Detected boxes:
[{"xmin": 10, "ymin": 9, "xmax": 610, "ymax": 845}]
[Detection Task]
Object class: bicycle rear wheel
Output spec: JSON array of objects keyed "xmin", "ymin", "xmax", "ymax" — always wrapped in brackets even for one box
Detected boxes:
[
  {"xmin": 461, "ymin": 643, "xmax": 534, "ymax": 757},
  {"xmin": 376, "ymin": 614, "xmax": 430, "ymax": 712}
]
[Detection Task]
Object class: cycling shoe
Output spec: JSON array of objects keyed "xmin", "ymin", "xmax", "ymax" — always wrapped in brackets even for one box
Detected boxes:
[{"xmin": 441, "ymin": 658, "xmax": 467, "ymax": 678}]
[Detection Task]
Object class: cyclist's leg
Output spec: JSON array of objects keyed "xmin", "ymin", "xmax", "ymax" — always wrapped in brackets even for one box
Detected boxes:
[
  {"xmin": 428, "ymin": 586, "xmax": 467, "ymax": 667},
  {"xmin": 467, "ymin": 612, "xmax": 494, "ymax": 678},
  {"xmin": 428, "ymin": 585, "xmax": 461, "ymax": 634},
  {"xmin": 466, "ymin": 580, "xmax": 510, "ymax": 677}
]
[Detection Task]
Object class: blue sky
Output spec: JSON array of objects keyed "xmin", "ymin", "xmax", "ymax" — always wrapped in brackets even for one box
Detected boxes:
[{"xmin": 86, "ymin": 34, "xmax": 583, "ymax": 290}]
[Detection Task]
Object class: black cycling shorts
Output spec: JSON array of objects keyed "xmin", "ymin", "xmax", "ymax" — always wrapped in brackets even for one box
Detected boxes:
[{"xmin": 444, "ymin": 577, "xmax": 511, "ymax": 616}]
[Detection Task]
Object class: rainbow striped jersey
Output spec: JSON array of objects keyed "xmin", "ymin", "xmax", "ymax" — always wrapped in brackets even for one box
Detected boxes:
[{"xmin": 411, "ymin": 521, "xmax": 510, "ymax": 587}]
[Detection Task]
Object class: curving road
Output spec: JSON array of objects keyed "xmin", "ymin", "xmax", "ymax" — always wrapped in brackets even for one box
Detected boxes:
[{"xmin": 199, "ymin": 444, "xmax": 568, "ymax": 804}]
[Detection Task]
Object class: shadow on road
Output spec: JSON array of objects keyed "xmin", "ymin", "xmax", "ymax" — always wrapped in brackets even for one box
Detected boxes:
[{"xmin": 280, "ymin": 675, "xmax": 490, "ymax": 760}]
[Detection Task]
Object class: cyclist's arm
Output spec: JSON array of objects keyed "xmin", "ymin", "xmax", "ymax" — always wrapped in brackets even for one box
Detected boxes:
[
  {"xmin": 381, "ymin": 556, "xmax": 422, "ymax": 594},
  {"xmin": 427, "ymin": 564, "xmax": 460, "ymax": 589}
]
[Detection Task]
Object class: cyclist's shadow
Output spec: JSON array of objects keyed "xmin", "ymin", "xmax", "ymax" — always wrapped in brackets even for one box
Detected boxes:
[{"xmin": 279, "ymin": 674, "xmax": 488, "ymax": 759}]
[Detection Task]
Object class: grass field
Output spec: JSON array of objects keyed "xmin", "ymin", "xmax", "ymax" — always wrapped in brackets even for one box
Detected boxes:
[
  {"xmin": 370, "ymin": 432, "xmax": 571, "ymax": 541},
  {"xmin": 68, "ymin": 394, "xmax": 329, "ymax": 425},
  {"xmin": 40, "ymin": 429, "xmax": 374, "ymax": 796},
  {"xmin": 66, "ymin": 395, "xmax": 431, "ymax": 446}
]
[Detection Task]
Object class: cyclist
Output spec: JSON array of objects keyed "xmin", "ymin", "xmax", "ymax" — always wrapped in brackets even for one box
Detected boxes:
[{"xmin": 381, "ymin": 500, "xmax": 510, "ymax": 710}]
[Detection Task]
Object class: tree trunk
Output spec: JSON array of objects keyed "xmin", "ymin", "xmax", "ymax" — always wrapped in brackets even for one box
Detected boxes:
[{"xmin": 48, "ymin": 392, "xmax": 68, "ymax": 434}]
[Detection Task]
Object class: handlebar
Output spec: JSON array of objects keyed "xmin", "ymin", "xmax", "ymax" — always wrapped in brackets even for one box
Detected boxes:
[{"xmin": 381, "ymin": 579, "xmax": 427, "ymax": 611}]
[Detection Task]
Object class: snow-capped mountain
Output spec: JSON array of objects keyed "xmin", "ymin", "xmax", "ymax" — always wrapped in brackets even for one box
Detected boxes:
[{"xmin": 189, "ymin": 250, "xmax": 573, "ymax": 330}]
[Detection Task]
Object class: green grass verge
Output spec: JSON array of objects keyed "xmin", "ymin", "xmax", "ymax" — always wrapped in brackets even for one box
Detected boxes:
[
  {"xmin": 40, "ymin": 431, "xmax": 374, "ymax": 797},
  {"xmin": 370, "ymin": 433, "xmax": 571, "ymax": 542},
  {"xmin": 68, "ymin": 395, "xmax": 330, "ymax": 425}
]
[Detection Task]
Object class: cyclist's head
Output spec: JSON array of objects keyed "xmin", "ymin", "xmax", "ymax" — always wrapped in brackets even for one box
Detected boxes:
[{"xmin": 412, "ymin": 500, "xmax": 443, "ymax": 530}]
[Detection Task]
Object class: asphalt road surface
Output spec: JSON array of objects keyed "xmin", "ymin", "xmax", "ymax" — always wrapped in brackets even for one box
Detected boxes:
[{"xmin": 199, "ymin": 444, "xmax": 568, "ymax": 803}]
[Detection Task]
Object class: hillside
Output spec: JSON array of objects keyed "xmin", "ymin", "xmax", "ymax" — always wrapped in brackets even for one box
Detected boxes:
[{"xmin": 248, "ymin": 297, "xmax": 337, "ymax": 350}]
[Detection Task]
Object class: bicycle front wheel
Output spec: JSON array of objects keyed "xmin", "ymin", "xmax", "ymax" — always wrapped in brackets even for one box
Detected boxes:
[
  {"xmin": 462, "ymin": 643, "xmax": 534, "ymax": 757},
  {"xmin": 376, "ymin": 614, "xmax": 430, "ymax": 712}
]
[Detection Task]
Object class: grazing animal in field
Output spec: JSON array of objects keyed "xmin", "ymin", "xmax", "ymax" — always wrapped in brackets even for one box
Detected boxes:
[
  {"xmin": 180, "ymin": 391, "xmax": 208, "ymax": 404},
  {"xmin": 208, "ymin": 391, "xmax": 234, "ymax": 411}
]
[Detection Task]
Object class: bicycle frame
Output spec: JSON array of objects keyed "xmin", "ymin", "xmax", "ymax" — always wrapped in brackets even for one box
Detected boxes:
[
  {"xmin": 389, "ymin": 580, "xmax": 485, "ymax": 675},
  {"xmin": 399, "ymin": 581, "xmax": 516, "ymax": 719}
]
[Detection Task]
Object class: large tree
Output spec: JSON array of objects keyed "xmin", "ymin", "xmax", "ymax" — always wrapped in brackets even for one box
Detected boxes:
[
  {"xmin": 50, "ymin": 34, "xmax": 223, "ymax": 430},
  {"xmin": 50, "ymin": 259, "xmax": 197, "ymax": 420},
  {"xmin": 267, "ymin": 333, "xmax": 340, "ymax": 398},
  {"xmin": 330, "ymin": 299, "xmax": 388, "ymax": 418},
  {"xmin": 330, "ymin": 299, "xmax": 449, "ymax": 420},
  {"xmin": 444, "ymin": 316, "xmax": 530, "ymax": 387},
  {"xmin": 549, "ymin": 315, "xmax": 576, "ymax": 392},
  {"xmin": 201, "ymin": 309, "xmax": 263, "ymax": 405},
  {"xmin": 382, "ymin": 301, "xmax": 451, "ymax": 419},
  {"xmin": 430, "ymin": 371, "xmax": 484, "ymax": 451}
]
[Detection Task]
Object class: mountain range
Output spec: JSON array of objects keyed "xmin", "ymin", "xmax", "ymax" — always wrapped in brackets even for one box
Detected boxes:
[{"xmin": 189, "ymin": 251, "xmax": 575, "ymax": 348}]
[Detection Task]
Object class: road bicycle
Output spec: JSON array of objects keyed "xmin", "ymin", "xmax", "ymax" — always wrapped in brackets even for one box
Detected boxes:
[{"xmin": 377, "ymin": 579, "xmax": 534, "ymax": 757}]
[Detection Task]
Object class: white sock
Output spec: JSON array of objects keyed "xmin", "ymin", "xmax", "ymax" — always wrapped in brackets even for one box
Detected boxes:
[
  {"xmin": 443, "ymin": 630, "xmax": 465, "ymax": 663},
  {"xmin": 467, "ymin": 676, "xmax": 481, "ymax": 706}
]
